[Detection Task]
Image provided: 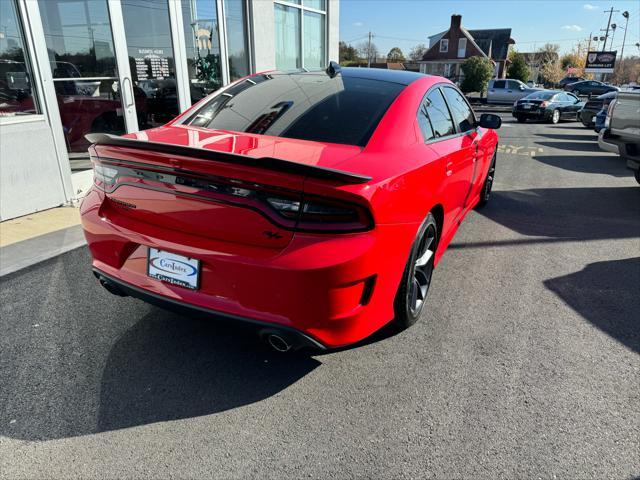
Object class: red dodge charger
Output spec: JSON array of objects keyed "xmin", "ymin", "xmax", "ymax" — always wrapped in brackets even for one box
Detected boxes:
[{"xmin": 82, "ymin": 65, "xmax": 501, "ymax": 351}]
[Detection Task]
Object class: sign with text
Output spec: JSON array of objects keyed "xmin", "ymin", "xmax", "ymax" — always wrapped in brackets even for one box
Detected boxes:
[{"xmin": 585, "ymin": 51, "xmax": 617, "ymax": 73}]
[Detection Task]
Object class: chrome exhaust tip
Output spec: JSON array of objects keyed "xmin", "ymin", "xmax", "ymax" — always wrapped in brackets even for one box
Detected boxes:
[
  {"xmin": 266, "ymin": 333, "xmax": 292, "ymax": 353},
  {"xmin": 98, "ymin": 277, "xmax": 128, "ymax": 297}
]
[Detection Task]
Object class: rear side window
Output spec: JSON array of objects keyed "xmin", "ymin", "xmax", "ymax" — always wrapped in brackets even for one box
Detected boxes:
[
  {"xmin": 424, "ymin": 88, "xmax": 455, "ymax": 139},
  {"xmin": 186, "ymin": 72, "xmax": 405, "ymax": 147},
  {"xmin": 442, "ymin": 87, "xmax": 475, "ymax": 132},
  {"xmin": 493, "ymin": 80, "xmax": 506, "ymax": 89}
]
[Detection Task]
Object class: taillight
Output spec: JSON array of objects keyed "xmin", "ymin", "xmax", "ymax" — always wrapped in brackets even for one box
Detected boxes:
[
  {"xmin": 266, "ymin": 194, "xmax": 373, "ymax": 232},
  {"xmin": 605, "ymin": 99, "xmax": 617, "ymax": 128},
  {"xmin": 92, "ymin": 159, "xmax": 372, "ymax": 233},
  {"xmin": 540, "ymin": 101, "xmax": 549, "ymax": 108}
]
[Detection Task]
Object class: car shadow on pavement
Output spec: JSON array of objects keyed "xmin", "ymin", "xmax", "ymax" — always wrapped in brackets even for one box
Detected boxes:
[
  {"xmin": 532, "ymin": 153, "xmax": 631, "ymax": 177},
  {"xmin": 0, "ymin": 251, "xmax": 320, "ymax": 441},
  {"xmin": 536, "ymin": 140, "xmax": 602, "ymax": 153},
  {"xmin": 544, "ymin": 257, "xmax": 640, "ymax": 354},
  {"xmin": 96, "ymin": 310, "xmax": 321, "ymax": 434},
  {"xmin": 535, "ymin": 133, "xmax": 597, "ymax": 142},
  {"xmin": 468, "ymin": 187, "xmax": 640, "ymax": 242}
]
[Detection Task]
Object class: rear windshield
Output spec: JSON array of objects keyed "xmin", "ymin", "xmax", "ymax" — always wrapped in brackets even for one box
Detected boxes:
[
  {"xmin": 524, "ymin": 91, "xmax": 556, "ymax": 100},
  {"xmin": 186, "ymin": 72, "xmax": 406, "ymax": 147}
]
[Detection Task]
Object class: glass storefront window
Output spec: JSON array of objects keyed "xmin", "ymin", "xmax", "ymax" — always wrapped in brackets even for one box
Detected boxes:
[
  {"xmin": 303, "ymin": 12, "xmax": 325, "ymax": 70},
  {"xmin": 275, "ymin": 1, "xmax": 326, "ymax": 71},
  {"xmin": 40, "ymin": 0, "xmax": 125, "ymax": 154},
  {"xmin": 303, "ymin": 0, "xmax": 325, "ymax": 10},
  {"xmin": 0, "ymin": 0, "xmax": 39, "ymax": 117},
  {"xmin": 224, "ymin": 0, "xmax": 249, "ymax": 81},
  {"xmin": 182, "ymin": 0, "xmax": 223, "ymax": 104},
  {"xmin": 275, "ymin": 4, "xmax": 301, "ymax": 70},
  {"xmin": 122, "ymin": 0, "xmax": 179, "ymax": 129}
]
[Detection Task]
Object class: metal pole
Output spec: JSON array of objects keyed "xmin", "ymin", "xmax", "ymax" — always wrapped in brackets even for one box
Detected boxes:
[
  {"xmin": 367, "ymin": 31, "xmax": 372, "ymax": 67},
  {"xmin": 619, "ymin": 13, "xmax": 629, "ymax": 61}
]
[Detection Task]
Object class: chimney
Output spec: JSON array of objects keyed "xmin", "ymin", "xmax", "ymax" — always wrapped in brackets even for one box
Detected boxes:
[{"xmin": 451, "ymin": 14, "xmax": 462, "ymax": 30}]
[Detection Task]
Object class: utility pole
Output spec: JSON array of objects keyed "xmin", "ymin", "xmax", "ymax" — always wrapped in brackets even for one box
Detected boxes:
[
  {"xmin": 367, "ymin": 31, "xmax": 373, "ymax": 68},
  {"xmin": 601, "ymin": 6, "xmax": 619, "ymax": 50}
]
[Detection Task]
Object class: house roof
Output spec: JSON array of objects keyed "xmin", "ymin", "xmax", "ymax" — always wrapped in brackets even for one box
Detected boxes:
[
  {"xmin": 467, "ymin": 29, "xmax": 514, "ymax": 61},
  {"xmin": 426, "ymin": 27, "xmax": 514, "ymax": 62}
]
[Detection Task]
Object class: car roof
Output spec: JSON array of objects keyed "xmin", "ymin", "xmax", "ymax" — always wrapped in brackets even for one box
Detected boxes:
[{"xmin": 277, "ymin": 67, "xmax": 430, "ymax": 86}]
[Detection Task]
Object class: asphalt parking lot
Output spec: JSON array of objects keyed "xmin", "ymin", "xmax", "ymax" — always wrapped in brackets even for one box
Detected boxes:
[{"xmin": 1, "ymin": 115, "xmax": 638, "ymax": 479}]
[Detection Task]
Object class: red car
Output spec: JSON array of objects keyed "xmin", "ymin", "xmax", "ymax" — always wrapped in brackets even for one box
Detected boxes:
[{"xmin": 82, "ymin": 66, "xmax": 501, "ymax": 351}]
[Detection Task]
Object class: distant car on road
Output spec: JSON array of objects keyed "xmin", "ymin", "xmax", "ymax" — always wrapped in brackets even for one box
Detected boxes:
[
  {"xmin": 565, "ymin": 80, "xmax": 618, "ymax": 97},
  {"xmin": 512, "ymin": 90, "xmax": 583, "ymax": 124},
  {"xmin": 579, "ymin": 91, "xmax": 617, "ymax": 129},
  {"xmin": 487, "ymin": 79, "xmax": 542, "ymax": 104},
  {"xmin": 559, "ymin": 76, "xmax": 585, "ymax": 88},
  {"xmin": 598, "ymin": 90, "xmax": 640, "ymax": 183}
]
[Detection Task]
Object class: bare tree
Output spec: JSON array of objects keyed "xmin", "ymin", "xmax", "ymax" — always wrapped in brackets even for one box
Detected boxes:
[
  {"xmin": 357, "ymin": 41, "xmax": 379, "ymax": 64},
  {"xmin": 386, "ymin": 47, "xmax": 405, "ymax": 62},
  {"xmin": 408, "ymin": 43, "xmax": 428, "ymax": 62}
]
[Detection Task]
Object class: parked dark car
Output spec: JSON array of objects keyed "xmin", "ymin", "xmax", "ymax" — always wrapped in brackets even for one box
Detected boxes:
[
  {"xmin": 559, "ymin": 76, "xmax": 585, "ymax": 88},
  {"xmin": 580, "ymin": 91, "xmax": 617, "ymax": 128},
  {"xmin": 513, "ymin": 90, "xmax": 584, "ymax": 124},
  {"xmin": 565, "ymin": 80, "xmax": 618, "ymax": 97}
]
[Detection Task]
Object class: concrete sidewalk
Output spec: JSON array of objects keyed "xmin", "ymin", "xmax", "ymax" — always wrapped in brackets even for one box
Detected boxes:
[{"xmin": 0, "ymin": 206, "xmax": 85, "ymax": 277}]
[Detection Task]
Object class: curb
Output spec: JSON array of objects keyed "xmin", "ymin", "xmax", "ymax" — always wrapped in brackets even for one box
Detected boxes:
[{"xmin": 0, "ymin": 225, "xmax": 86, "ymax": 277}]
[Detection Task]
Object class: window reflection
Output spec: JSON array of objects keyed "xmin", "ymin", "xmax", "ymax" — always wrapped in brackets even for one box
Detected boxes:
[
  {"xmin": 224, "ymin": 0, "xmax": 249, "ymax": 81},
  {"xmin": 122, "ymin": 0, "xmax": 179, "ymax": 128},
  {"xmin": 182, "ymin": 0, "xmax": 223, "ymax": 104},
  {"xmin": 40, "ymin": 0, "xmax": 125, "ymax": 153},
  {"xmin": 0, "ymin": 0, "xmax": 39, "ymax": 117}
]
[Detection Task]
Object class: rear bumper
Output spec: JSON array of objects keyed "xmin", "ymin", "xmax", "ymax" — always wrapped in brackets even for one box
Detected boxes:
[
  {"xmin": 512, "ymin": 109, "xmax": 549, "ymax": 120},
  {"xmin": 80, "ymin": 188, "xmax": 419, "ymax": 348},
  {"xmin": 93, "ymin": 269, "xmax": 326, "ymax": 350},
  {"xmin": 598, "ymin": 129, "xmax": 620, "ymax": 155}
]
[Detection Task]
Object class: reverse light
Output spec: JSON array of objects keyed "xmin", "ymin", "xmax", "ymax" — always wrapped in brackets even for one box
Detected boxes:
[{"xmin": 94, "ymin": 164, "xmax": 118, "ymax": 186}]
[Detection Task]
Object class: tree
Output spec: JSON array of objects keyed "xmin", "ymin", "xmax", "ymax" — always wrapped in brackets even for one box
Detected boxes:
[
  {"xmin": 460, "ymin": 56, "xmax": 494, "ymax": 95},
  {"xmin": 356, "ymin": 41, "xmax": 379, "ymax": 64},
  {"xmin": 408, "ymin": 44, "xmax": 427, "ymax": 62},
  {"xmin": 610, "ymin": 55, "xmax": 640, "ymax": 84},
  {"xmin": 539, "ymin": 59, "xmax": 564, "ymax": 87},
  {"xmin": 386, "ymin": 47, "xmax": 405, "ymax": 62},
  {"xmin": 507, "ymin": 52, "xmax": 530, "ymax": 82},
  {"xmin": 537, "ymin": 43, "xmax": 560, "ymax": 65},
  {"xmin": 561, "ymin": 48, "xmax": 586, "ymax": 77},
  {"xmin": 339, "ymin": 41, "xmax": 360, "ymax": 64}
]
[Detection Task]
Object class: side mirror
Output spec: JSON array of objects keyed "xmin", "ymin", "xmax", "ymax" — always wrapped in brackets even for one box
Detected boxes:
[{"xmin": 479, "ymin": 113, "xmax": 502, "ymax": 130}]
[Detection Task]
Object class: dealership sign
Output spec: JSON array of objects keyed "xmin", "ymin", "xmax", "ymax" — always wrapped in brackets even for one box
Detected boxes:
[{"xmin": 585, "ymin": 51, "xmax": 617, "ymax": 73}]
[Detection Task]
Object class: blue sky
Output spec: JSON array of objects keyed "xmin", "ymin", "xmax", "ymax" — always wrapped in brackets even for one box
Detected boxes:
[{"xmin": 340, "ymin": 0, "xmax": 640, "ymax": 57}]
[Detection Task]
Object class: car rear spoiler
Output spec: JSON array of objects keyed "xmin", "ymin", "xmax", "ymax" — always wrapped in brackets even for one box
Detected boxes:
[{"xmin": 85, "ymin": 133, "xmax": 372, "ymax": 185}]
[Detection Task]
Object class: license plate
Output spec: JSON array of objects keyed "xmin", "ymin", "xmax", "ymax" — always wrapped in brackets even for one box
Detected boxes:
[
  {"xmin": 148, "ymin": 247, "xmax": 200, "ymax": 290},
  {"xmin": 523, "ymin": 104, "xmax": 532, "ymax": 109},
  {"xmin": 592, "ymin": 116, "xmax": 597, "ymax": 122}
]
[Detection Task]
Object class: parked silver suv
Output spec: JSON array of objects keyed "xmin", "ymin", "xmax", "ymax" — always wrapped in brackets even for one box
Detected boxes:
[{"xmin": 487, "ymin": 79, "xmax": 542, "ymax": 104}]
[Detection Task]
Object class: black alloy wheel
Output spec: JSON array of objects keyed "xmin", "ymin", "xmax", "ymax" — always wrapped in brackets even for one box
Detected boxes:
[{"xmin": 394, "ymin": 214, "xmax": 438, "ymax": 329}]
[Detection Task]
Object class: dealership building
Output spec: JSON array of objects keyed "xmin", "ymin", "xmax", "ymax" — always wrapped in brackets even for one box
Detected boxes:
[{"xmin": 0, "ymin": 0, "xmax": 339, "ymax": 220}]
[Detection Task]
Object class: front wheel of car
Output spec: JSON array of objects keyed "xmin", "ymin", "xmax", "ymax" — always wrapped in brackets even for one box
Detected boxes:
[
  {"xmin": 393, "ymin": 213, "xmax": 438, "ymax": 330},
  {"xmin": 550, "ymin": 109, "xmax": 561, "ymax": 124}
]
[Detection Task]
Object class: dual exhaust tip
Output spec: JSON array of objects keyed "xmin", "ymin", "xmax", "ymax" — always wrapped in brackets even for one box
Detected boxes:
[{"xmin": 95, "ymin": 271, "xmax": 301, "ymax": 353}]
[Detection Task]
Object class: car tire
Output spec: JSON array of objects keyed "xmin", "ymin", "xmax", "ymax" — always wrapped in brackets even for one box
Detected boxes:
[
  {"xmin": 476, "ymin": 153, "xmax": 496, "ymax": 208},
  {"xmin": 393, "ymin": 213, "xmax": 438, "ymax": 330},
  {"xmin": 516, "ymin": 116, "xmax": 527, "ymax": 123},
  {"xmin": 550, "ymin": 109, "xmax": 561, "ymax": 124}
]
